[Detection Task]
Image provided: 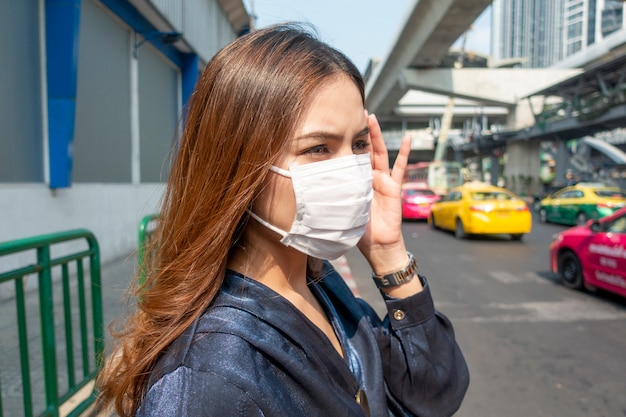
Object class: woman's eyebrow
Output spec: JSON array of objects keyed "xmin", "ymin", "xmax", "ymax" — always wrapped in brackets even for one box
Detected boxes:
[
  {"xmin": 296, "ymin": 126, "xmax": 370, "ymax": 141},
  {"xmin": 356, "ymin": 127, "xmax": 370, "ymax": 138},
  {"xmin": 296, "ymin": 131, "xmax": 343, "ymax": 141}
]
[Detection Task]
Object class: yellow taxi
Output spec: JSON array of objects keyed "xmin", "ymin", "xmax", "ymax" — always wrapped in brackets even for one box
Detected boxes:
[{"xmin": 429, "ymin": 181, "xmax": 532, "ymax": 240}]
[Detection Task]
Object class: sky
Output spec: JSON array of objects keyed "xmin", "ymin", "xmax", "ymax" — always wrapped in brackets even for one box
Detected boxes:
[{"xmin": 243, "ymin": 0, "xmax": 492, "ymax": 73}]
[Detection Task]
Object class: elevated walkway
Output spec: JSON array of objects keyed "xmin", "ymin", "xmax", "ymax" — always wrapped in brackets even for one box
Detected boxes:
[
  {"xmin": 361, "ymin": 0, "xmax": 626, "ymax": 197},
  {"xmin": 365, "ymin": 0, "xmax": 492, "ymax": 115},
  {"xmin": 453, "ymin": 52, "xmax": 626, "ymax": 152},
  {"xmin": 381, "ymin": 29, "xmax": 626, "ymax": 194}
]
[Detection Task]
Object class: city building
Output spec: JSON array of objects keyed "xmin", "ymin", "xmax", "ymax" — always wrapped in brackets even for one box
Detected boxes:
[
  {"xmin": 563, "ymin": 0, "xmax": 625, "ymax": 56},
  {"xmin": 491, "ymin": 0, "xmax": 564, "ymax": 67},
  {"xmin": 491, "ymin": 0, "xmax": 626, "ymax": 67},
  {"xmin": 1, "ymin": 0, "xmax": 250, "ymax": 266},
  {"xmin": 602, "ymin": 0, "xmax": 625, "ymax": 37}
]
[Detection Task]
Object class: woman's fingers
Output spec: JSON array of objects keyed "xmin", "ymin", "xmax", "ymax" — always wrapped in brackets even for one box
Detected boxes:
[
  {"xmin": 367, "ymin": 112, "xmax": 411, "ymax": 186},
  {"xmin": 367, "ymin": 113, "xmax": 390, "ymax": 173},
  {"xmin": 390, "ymin": 135, "xmax": 411, "ymax": 185}
]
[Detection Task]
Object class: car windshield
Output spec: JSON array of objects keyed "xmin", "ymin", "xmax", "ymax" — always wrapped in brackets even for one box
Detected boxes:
[
  {"xmin": 406, "ymin": 189, "xmax": 435, "ymax": 196},
  {"xmin": 470, "ymin": 191, "xmax": 512, "ymax": 201},
  {"xmin": 594, "ymin": 189, "xmax": 626, "ymax": 199}
]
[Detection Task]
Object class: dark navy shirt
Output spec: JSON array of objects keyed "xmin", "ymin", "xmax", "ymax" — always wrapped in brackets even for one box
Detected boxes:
[{"xmin": 137, "ymin": 262, "xmax": 469, "ymax": 416}]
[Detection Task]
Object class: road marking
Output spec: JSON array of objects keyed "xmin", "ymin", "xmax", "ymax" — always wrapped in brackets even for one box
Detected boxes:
[
  {"xmin": 489, "ymin": 271, "xmax": 521, "ymax": 283},
  {"xmin": 487, "ymin": 271, "xmax": 551, "ymax": 284},
  {"xmin": 524, "ymin": 271, "xmax": 550, "ymax": 284},
  {"xmin": 455, "ymin": 299, "xmax": 626, "ymax": 323},
  {"xmin": 461, "ymin": 272, "xmax": 484, "ymax": 284}
]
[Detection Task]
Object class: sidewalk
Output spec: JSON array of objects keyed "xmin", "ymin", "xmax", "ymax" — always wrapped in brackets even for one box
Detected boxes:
[{"xmin": 98, "ymin": 253, "xmax": 140, "ymax": 350}]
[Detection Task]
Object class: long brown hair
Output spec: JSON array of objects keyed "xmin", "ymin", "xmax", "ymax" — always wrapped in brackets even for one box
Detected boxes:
[{"xmin": 96, "ymin": 23, "xmax": 364, "ymax": 416}]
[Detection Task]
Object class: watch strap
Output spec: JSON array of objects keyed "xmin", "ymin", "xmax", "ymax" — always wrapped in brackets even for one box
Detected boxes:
[{"xmin": 372, "ymin": 252, "xmax": 418, "ymax": 288}]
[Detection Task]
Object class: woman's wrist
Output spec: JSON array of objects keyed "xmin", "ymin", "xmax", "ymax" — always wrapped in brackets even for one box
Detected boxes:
[
  {"xmin": 362, "ymin": 244, "xmax": 410, "ymax": 276},
  {"xmin": 372, "ymin": 252, "xmax": 418, "ymax": 288},
  {"xmin": 361, "ymin": 245, "xmax": 425, "ymax": 296}
]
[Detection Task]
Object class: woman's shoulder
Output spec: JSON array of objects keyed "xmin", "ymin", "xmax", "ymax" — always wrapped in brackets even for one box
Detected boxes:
[
  {"xmin": 146, "ymin": 307, "xmax": 251, "ymax": 382},
  {"xmin": 150, "ymin": 300, "xmax": 296, "ymax": 377},
  {"xmin": 138, "ymin": 345, "xmax": 266, "ymax": 416},
  {"xmin": 147, "ymin": 274, "xmax": 311, "ymax": 389}
]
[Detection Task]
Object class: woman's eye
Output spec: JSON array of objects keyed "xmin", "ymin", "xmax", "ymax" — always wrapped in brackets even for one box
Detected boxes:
[
  {"xmin": 303, "ymin": 145, "xmax": 329, "ymax": 155},
  {"xmin": 353, "ymin": 140, "xmax": 370, "ymax": 152}
]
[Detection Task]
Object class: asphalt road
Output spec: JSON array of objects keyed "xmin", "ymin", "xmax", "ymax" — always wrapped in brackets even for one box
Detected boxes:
[
  {"xmin": 4, "ymin": 217, "xmax": 626, "ymax": 416},
  {"xmin": 344, "ymin": 215, "xmax": 626, "ymax": 417}
]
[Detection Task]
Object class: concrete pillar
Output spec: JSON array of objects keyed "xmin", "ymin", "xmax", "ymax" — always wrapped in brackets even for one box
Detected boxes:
[
  {"xmin": 490, "ymin": 154, "xmax": 500, "ymax": 186},
  {"xmin": 504, "ymin": 141, "xmax": 542, "ymax": 196},
  {"xmin": 554, "ymin": 139, "xmax": 569, "ymax": 185}
]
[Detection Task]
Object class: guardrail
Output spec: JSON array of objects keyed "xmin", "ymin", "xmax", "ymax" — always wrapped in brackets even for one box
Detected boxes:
[
  {"xmin": 0, "ymin": 229, "xmax": 104, "ymax": 417},
  {"xmin": 137, "ymin": 214, "xmax": 158, "ymax": 286}
]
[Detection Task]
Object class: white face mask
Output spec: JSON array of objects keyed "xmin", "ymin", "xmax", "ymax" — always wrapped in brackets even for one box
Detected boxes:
[{"xmin": 248, "ymin": 153, "xmax": 373, "ymax": 260}]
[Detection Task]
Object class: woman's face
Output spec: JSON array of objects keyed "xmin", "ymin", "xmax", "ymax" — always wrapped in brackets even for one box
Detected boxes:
[{"xmin": 254, "ymin": 74, "xmax": 371, "ymax": 236}]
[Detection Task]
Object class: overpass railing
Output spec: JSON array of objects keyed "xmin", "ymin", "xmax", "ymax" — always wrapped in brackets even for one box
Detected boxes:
[
  {"xmin": 0, "ymin": 230, "xmax": 104, "ymax": 417},
  {"xmin": 537, "ymin": 86, "xmax": 626, "ymax": 128}
]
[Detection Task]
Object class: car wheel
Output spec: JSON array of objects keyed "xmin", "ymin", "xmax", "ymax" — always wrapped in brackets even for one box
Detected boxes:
[
  {"xmin": 455, "ymin": 219, "xmax": 466, "ymax": 239},
  {"xmin": 511, "ymin": 234, "xmax": 523, "ymax": 241},
  {"xmin": 539, "ymin": 208, "xmax": 547, "ymax": 223},
  {"xmin": 558, "ymin": 251, "xmax": 584, "ymax": 290},
  {"xmin": 576, "ymin": 212, "xmax": 588, "ymax": 226}
]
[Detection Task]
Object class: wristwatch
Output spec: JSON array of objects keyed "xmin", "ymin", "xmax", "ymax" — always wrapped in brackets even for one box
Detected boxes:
[{"xmin": 372, "ymin": 252, "xmax": 418, "ymax": 288}]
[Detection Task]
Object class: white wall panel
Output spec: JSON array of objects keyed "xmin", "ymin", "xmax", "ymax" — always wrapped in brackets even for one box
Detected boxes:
[
  {"xmin": 0, "ymin": 0, "xmax": 43, "ymax": 182},
  {"xmin": 138, "ymin": 45, "xmax": 179, "ymax": 182},
  {"xmin": 184, "ymin": 0, "xmax": 237, "ymax": 62},
  {"xmin": 74, "ymin": 0, "xmax": 132, "ymax": 182},
  {"xmin": 149, "ymin": 0, "xmax": 183, "ymax": 28},
  {"xmin": 0, "ymin": 183, "xmax": 164, "ymax": 275}
]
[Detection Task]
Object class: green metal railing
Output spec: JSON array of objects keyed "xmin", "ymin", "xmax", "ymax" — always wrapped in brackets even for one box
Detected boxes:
[
  {"xmin": 138, "ymin": 214, "xmax": 158, "ymax": 286},
  {"xmin": 0, "ymin": 229, "xmax": 103, "ymax": 417}
]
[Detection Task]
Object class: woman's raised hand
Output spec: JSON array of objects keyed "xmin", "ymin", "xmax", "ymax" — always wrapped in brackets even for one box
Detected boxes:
[{"xmin": 357, "ymin": 113, "xmax": 412, "ymax": 275}]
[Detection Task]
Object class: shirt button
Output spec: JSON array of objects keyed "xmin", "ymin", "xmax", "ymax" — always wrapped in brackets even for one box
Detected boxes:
[{"xmin": 393, "ymin": 309, "xmax": 406, "ymax": 321}]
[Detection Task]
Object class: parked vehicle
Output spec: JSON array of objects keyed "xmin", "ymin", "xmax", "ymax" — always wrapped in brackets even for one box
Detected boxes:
[
  {"xmin": 429, "ymin": 181, "xmax": 532, "ymax": 240},
  {"xmin": 550, "ymin": 207, "xmax": 626, "ymax": 298},
  {"xmin": 538, "ymin": 182, "xmax": 626, "ymax": 226},
  {"xmin": 401, "ymin": 183, "xmax": 440, "ymax": 220}
]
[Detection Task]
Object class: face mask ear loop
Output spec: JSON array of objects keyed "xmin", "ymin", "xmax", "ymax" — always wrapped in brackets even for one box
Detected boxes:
[
  {"xmin": 269, "ymin": 165, "xmax": 291, "ymax": 177},
  {"xmin": 246, "ymin": 209, "xmax": 289, "ymax": 239}
]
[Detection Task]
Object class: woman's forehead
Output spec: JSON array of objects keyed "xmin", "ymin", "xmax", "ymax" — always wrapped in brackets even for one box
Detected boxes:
[{"xmin": 294, "ymin": 76, "xmax": 365, "ymax": 136}]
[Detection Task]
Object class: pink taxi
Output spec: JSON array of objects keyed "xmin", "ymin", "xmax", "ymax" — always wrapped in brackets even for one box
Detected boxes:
[
  {"xmin": 550, "ymin": 207, "xmax": 626, "ymax": 298},
  {"xmin": 401, "ymin": 183, "xmax": 440, "ymax": 220}
]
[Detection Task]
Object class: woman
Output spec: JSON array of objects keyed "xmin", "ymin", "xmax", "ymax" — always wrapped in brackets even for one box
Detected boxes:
[{"xmin": 97, "ymin": 24, "xmax": 469, "ymax": 417}]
